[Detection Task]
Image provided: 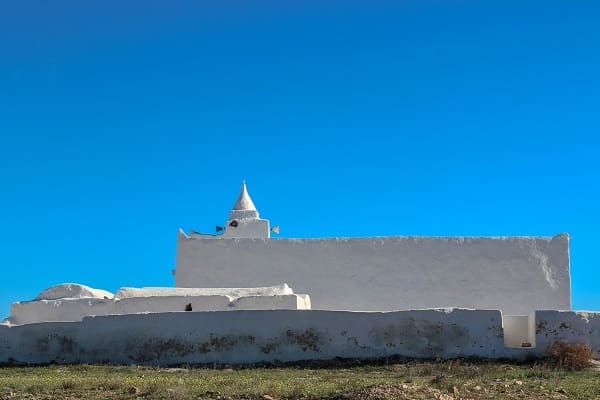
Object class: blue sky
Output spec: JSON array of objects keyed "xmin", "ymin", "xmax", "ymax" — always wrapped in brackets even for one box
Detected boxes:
[{"xmin": 0, "ymin": 1, "xmax": 598, "ymax": 315}]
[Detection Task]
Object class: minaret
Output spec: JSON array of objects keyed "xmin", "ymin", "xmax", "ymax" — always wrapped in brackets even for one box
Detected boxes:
[{"xmin": 222, "ymin": 181, "xmax": 270, "ymax": 239}]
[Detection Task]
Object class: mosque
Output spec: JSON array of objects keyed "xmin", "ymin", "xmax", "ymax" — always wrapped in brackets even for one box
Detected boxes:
[
  {"xmin": 175, "ymin": 181, "xmax": 570, "ymax": 315},
  {"xmin": 1, "ymin": 182, "xmax": 597, "ymax": 364}
]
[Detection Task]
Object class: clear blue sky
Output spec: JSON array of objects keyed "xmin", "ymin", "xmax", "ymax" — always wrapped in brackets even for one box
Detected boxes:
[{"xmin": 1, "ymin": 1, "xmax": 598, "ymax": 316}]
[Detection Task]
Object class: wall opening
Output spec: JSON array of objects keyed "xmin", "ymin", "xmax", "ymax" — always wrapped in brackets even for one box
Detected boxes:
[{"xmin": 503, "ymin": 312, "xmax": 536, "ymax": 348}]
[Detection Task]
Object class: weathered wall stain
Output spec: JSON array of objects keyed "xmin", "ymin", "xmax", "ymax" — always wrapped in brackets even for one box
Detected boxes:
[
  {"xmin": 256, "ymin": 328, "xmax": 324, "ymax": 354},
  {"xmin": 535, "ymin": 311, "xmax": 600, "ymax": 358},
  {"xmin": 128, "ymin": 338, "xmax": 195, "ymax": 362},
  {"xmin": 369, "ymin": 320, "xmax": 470, "ymax": 357},
  {"xmin": 198, "ymin": 334, "xmax": 256, "ymax": 354},
  {"xmin": 536, "ymin": 320, "xmax": 547, "ymax": 335},
  {"xmin": 285, "ymin": 328, "xmax": 321, "ymax": 352},
  {"xmin": 258, "ymin": 342, "xmax": 279, "ymax": 354},
  {"xmin": 36, "ymin": 334, "xmax": 76, "ymax": 355}
]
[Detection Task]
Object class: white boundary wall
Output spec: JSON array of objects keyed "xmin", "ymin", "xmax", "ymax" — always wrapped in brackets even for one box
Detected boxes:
[
  {"xmin": 2, "ymin": 309, "xmax": 599, "ymax": 364},
  {"xmin": 0, "ymin": 309, "xmax": 506, "ymax": 364},
  {"xmin": 2, "ymin": 309, "xmax": 599, "ymax": 365},
  {"xmin": 535, "ymin": 310, "xmax": 600, "ymax": 357},
  {"xmin": 175, "ymin": 234, "xmax": 571, "ymax": 314}
]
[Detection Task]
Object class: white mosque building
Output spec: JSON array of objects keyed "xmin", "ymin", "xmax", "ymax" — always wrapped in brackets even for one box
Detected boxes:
[
  {"xmin": 175, "ymin": 181, "xmax": 570, "ymax": 315},
  {"xmin": 1, "ymin": 182, "xmax": 596, "ymax": 365}
]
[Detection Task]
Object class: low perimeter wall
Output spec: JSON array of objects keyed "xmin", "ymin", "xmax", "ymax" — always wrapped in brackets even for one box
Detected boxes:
[
  {"xmin": 535, "ymin": 310, "xmax": 600, "ymax": 356},
  {"xmin": 1, "ymin": 309, "xmax": 598, "ymax": 365}
]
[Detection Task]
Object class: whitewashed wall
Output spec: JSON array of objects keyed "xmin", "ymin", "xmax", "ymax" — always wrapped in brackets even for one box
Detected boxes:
[
  {"xmin": 8, "ymin": 295, "xmax": 310, "ymax": 325},
  {"xmin": 175, "ymin": 234, "xmax": 571, "ymax": 315},
  {"xmin": 2, "ymin": 309, "xmax": 598, "ymax": 364},
  {"xmin": 0, "ymin": 309, "xmax": 506, "ymax": 364},
  {"xmin": 534, "ymin": 310, "xmax": 600, "ymax": 357}
]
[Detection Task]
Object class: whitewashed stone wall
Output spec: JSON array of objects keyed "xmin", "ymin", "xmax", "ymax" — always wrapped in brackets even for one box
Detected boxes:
[
  {"xmin": 5, "ymin": 284, "xmax": 309, "ymax": 325},
  {"xmin": 115, "ymin": 285, "xmax": 294, "ymax": 299},
  {"xmin": 534, "ymin": 310, "xmax": 600, "ymax": 357},
  {"xmin": 1, "ymin": 309, "xmax": 598, "ymax": 364},
  {"xmin": 0, "ymin": 309, "xmax": 506, "ymax": 364},
  {"xmin": 8, "ymin": 295, "xmax": 310, "ymax": 325},
  {"xmin": 175, "ymin": 234, "xmax": 571, "ymax": 315}
]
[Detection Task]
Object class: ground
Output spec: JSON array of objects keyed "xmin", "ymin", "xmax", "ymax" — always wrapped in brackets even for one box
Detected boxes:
[{"xmin": 0, "ymin": 361, "xmax": 599, "ymax": 400}]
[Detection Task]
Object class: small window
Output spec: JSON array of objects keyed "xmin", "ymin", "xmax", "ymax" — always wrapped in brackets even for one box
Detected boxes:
[
  {"xmin": 185, "ymin": 303, "xmax": 192, "ymax": 311},
  {"xmin": 229, "ymin": 220, "xmax": 238, "ymax": 227}
]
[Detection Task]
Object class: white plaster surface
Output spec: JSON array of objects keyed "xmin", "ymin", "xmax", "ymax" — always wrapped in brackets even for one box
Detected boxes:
[
  {"xmin": 0, "ymin": 309, "xmax": 507, "ymax": 364},
  {"xmin": 534, "ymin": 310, "xmax": 600, "ymax": 357},
  {"xmin": 222, "ymin": 218, "xmax": 270, "ymax": 239},
  {"xmin": 10, "ymin": 299, "xmax": 117, "ymax": 325},
  {"xmin": 175, "ymin": 234, "xmax": 571, "ymax": 315},
  {"xmin": 2, "ymin": 309, "xmax": 598, "ymax": 364},
  {"xmin": 7, "ymin": 293, "xmax": 311, "ymax": 325},
  {"xmin": 232, "ymin": 294, "xmax": 311, "ymax": 310},
  {"xmin": 115, "ymin": 284, "xmax": 293, "ymax": 299}
]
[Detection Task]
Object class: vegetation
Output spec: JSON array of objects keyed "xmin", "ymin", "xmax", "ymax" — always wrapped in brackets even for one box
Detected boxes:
[
  {"xmin": 547, "ymin": 342, "xmax": 593, "ymax": 371},
  {"xmin": 0, "ymin": 359, "xmax": 599, "ymax": 400}
]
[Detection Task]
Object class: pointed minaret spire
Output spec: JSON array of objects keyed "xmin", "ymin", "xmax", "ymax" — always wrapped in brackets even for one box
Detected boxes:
[
  {"xmin": 229, "ymin": 181, "xmax": 259, "ymax": 220},
  {"xmin": 232, "ymin": 180, "xmax": 257, "ymax": 211}
]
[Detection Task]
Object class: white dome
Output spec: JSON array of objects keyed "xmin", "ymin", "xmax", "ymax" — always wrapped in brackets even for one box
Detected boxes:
[{"xmin": 35, "ymin": 283, "xmax": 114, "ymax": 300}]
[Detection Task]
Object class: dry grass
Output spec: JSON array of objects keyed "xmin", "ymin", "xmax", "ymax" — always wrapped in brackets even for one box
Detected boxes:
[
  {"xmin": 0, "ymin": 360, "xmax": 599, "ymax": 399},
  {"xmin": 547, "ymin": 341, "xmax": 593, "ymax": 371}
]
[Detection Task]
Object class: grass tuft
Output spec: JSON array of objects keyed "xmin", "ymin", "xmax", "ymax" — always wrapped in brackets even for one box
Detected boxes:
[{"xmin": 59, "ymin": 379, "xmax": 77, "ymax": 390}]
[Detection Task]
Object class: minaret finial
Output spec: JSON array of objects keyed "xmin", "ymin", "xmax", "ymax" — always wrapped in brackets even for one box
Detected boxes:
[{"xmin": 231, "ymin": 181, "xmax": 257, "ymax": 213}]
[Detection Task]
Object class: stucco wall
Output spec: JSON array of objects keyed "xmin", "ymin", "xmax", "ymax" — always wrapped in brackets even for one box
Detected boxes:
[
  {"xmin": 2, "ymin": 309, "xmax": 598, "ymax": 364},
  {"xmin": 175, "ymin": 234, "xmax": 571, "ymax": 314},
  {"xmin": 0, "ymin": 309, "xmax": 506, "ymax": 364},
  {"xmin": 534, "ymin": 310, "xmax": 600, "ymax": 357},
  {"xmin": 8, "ymin": 294, "xmax": 310, "ymax": 325},
  {"xmin": 115, "ymin": 284, "xmax": 293, "ymax": 299}
]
